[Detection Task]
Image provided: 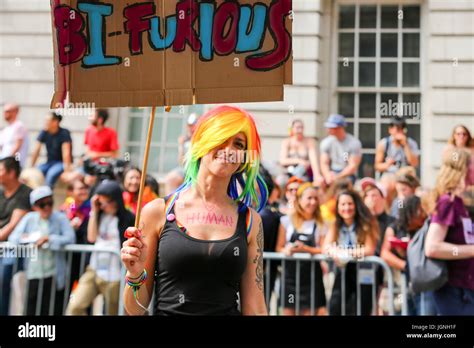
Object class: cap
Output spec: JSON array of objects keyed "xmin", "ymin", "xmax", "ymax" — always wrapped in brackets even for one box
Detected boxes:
[
  {"xmin": 324, "ymin": 114, "xmax": 347, "ymax": 129},
  {"xmin": 30, "ymin": 186, "xmax": 53, "ymax": 206},
  {"xmin": 359, "ymin": 177, "xmax": 386, "ymax": 198}
]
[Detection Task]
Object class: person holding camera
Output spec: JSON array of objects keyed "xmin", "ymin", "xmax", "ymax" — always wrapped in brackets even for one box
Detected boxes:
[
  {"xmin": 66, "ymin": 180, "xmax": 134, "ymax": 315},
  {"xmin": 375, "ymin": 118, "xmax": 419, "ymax": 174}
]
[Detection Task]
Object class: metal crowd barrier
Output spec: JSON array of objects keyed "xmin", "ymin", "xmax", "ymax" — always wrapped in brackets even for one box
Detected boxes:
[
  {"xmin": 0, "ymin": 242, "xmax": 122, "ymax": 316},
  {"xmin": 263, "ymin": 252, "xmax": 396, "ymax": 316},
  {"xmin": 1, "ymin": 242, "xmax": 400, "ymax": 316}
]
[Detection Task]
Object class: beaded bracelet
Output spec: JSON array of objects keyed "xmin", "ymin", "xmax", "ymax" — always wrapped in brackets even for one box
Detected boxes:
[
  {"xmin": 126, "ymin": 270, "xmax": 145, "ymax": 281},
  {"xmin": 125, "ymin": 269, "xmax": 149, "ymax": 314},
  {"xmin": 126, "ymin": 269, "xmax": 148, "ymax": 300}
]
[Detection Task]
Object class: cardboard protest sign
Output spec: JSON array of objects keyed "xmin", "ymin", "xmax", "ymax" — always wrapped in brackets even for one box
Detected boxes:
[{"xmin": 50, "ymin": 0, "xmax": 293, "ymax": 108}]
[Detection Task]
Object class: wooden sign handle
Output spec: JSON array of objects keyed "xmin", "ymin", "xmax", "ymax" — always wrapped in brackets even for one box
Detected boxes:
[{"xmin": 134, "ymin": 106, "xmax": 158, "ymax": 229}]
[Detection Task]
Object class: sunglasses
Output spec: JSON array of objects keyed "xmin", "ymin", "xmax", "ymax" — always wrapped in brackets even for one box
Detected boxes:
[{"xmin": 36, "ymin": 199, "xmax": 53, "ymax": 209}]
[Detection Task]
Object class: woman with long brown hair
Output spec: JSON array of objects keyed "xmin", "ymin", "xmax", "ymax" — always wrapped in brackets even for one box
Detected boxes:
[
  {"xmin": 276, "ymin": 183, "xmax": 327, "ymax": 315},
  {"xmin": 324, "ymin": 190, "xmax": 379, "ymax": 315},
  {"xmin": 425, "ymin": 148, "xmax": 474, "ymax": 315}
]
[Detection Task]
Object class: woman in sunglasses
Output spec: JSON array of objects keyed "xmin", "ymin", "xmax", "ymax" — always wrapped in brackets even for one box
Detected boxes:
[
  {"xmin": 279, "ymin": 176, "xmax": 303, "ymax": 215},
  {"xmin": 8, "ymin": 186, "xmax": 75, "ymax": 315},
  {"xmin": 444, "ymin": 125, "xmax": 474, "ymax": 187}
]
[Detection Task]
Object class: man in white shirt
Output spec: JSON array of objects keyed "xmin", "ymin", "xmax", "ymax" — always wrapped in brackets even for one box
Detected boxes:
[{"xmin": 0, "ymin": 104, "xmax": 29, "ymax": 168}]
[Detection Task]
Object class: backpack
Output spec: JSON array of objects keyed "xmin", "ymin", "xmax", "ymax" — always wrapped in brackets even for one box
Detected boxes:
[{"xmin": 406, "ymin": 218, "xmax": 448, "ymax": 293}]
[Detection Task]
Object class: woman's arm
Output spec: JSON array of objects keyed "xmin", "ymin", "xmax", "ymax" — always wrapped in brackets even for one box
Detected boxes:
[
  {"xmin": 322, "ymin": 224, "xmax": 338, "ymax": 254},
  {"xmin": 275, "ymin": 221, "xmax": 294, "ymax": 256},
  {"xmin": 122, "ymin": 199, "xmax": 165, "ymax": 315},
  {"xmin": 301, "ymin": 244, "xmax": 322, "ymax": 255},
  {"xmin": 425, "ymin": 222, "xmax": 474, "ymax": 260},
  {"xmin": 87, "ymin": 196, "xmax": 100, "ymax": 243},
  {"xmin": 298, "ymin": 231, "xmax": 327, "ymax": 255},
  {"xmin": 375, "ymin": 140, "xmax": 393, "ymax": 173},
  {"xmin": 402, "ymin": 141, "xmax": 419, "ymax": 167},
  {"xmin": 240, "ymin": 211, "xmax": 268, "ymax": 315},
  {"xmin": 380, "ymin": 227, "xmax": 406, "ymax": 271},
  {"xmin": 307, "ymin": 138, "xmax": 324, "ymax": 184},
  {"xmin": 357, "ymin": 227, "xmax": 377, "ymax": 258},
  {"xmin": 30, "ymin": 141, "xmax": 42, "ymax": 167},
  {"xmin": 275, "ymin": 223, "xmax": 287, "ymax": 252}
]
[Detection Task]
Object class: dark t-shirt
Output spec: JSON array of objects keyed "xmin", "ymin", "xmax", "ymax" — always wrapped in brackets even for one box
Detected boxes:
[
  {"xmin": 431, "ymin": 193, "xmax": 474, "ymax": 291},
  {"xmin": 37, "ymin": 128, "xmax": 72, "ymax": 162},
  {"xmin": 0, "ymin": 184, "xmax": 32, "ymax": 229}
]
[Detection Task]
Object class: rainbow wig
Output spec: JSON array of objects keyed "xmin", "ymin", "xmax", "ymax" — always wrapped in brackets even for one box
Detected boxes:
[{"xmin": 176, "ymin": 105, "xmax": 268, "ymax": 212}]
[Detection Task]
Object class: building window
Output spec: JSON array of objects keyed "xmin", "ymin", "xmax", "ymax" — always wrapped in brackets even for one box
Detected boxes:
[
  {"xmin": 336, "ymin": 2, "xmax": 421, "ymax": 178},
  {"xmin": 125, "ymin": 105, "xmax": 204, "ymax": 176}
]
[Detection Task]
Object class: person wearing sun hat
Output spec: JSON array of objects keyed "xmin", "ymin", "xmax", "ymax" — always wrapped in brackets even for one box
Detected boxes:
[
  {"xmin": 320, "ymin": 114, "xmax": 362, "ymax": 186},
  {"xmin": 8, "ymin": 185, "xmax": 75, "ymax": 315}
]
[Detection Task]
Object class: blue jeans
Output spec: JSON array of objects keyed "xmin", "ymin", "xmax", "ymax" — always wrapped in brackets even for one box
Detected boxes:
[
  {"xmin": 0, "ymin": 260, "xmax": 13, "ymax": 315},
  {"xmin": 39, "ymin": 161, "xmax": 64, "ymax": 188},
  {"xmin": 433, "ymin": 284, "xmax": 474, "ymax": 315},
  {"xmin": 408, "ymin": 291, "xmax": 438, "ymax": 315}
]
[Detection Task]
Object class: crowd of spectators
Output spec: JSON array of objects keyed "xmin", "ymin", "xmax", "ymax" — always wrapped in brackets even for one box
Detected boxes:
[{"xmin": 0, "ymin": 103, "xmax": 473, "ymax": 316}]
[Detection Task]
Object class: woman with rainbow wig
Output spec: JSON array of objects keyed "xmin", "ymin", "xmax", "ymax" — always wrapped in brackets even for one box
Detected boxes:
[{"xmin": 121, "ymin": 105, "xmax": 268, "ymax": 315}]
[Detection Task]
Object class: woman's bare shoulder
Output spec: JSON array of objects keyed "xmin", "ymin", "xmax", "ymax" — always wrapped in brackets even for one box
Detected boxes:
[
  {"xmin": 141, "ymin": 198, "xmax": 167, "ymax": 236},
  {"xmin": 305, "ymin": 137, "xmax": 317, "ymax": 146}
]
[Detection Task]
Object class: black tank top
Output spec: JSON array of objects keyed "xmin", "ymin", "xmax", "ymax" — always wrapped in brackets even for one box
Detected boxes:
[{"xmin": 153, "ymin": 194, "xmax": 249, "ymax": 315}]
